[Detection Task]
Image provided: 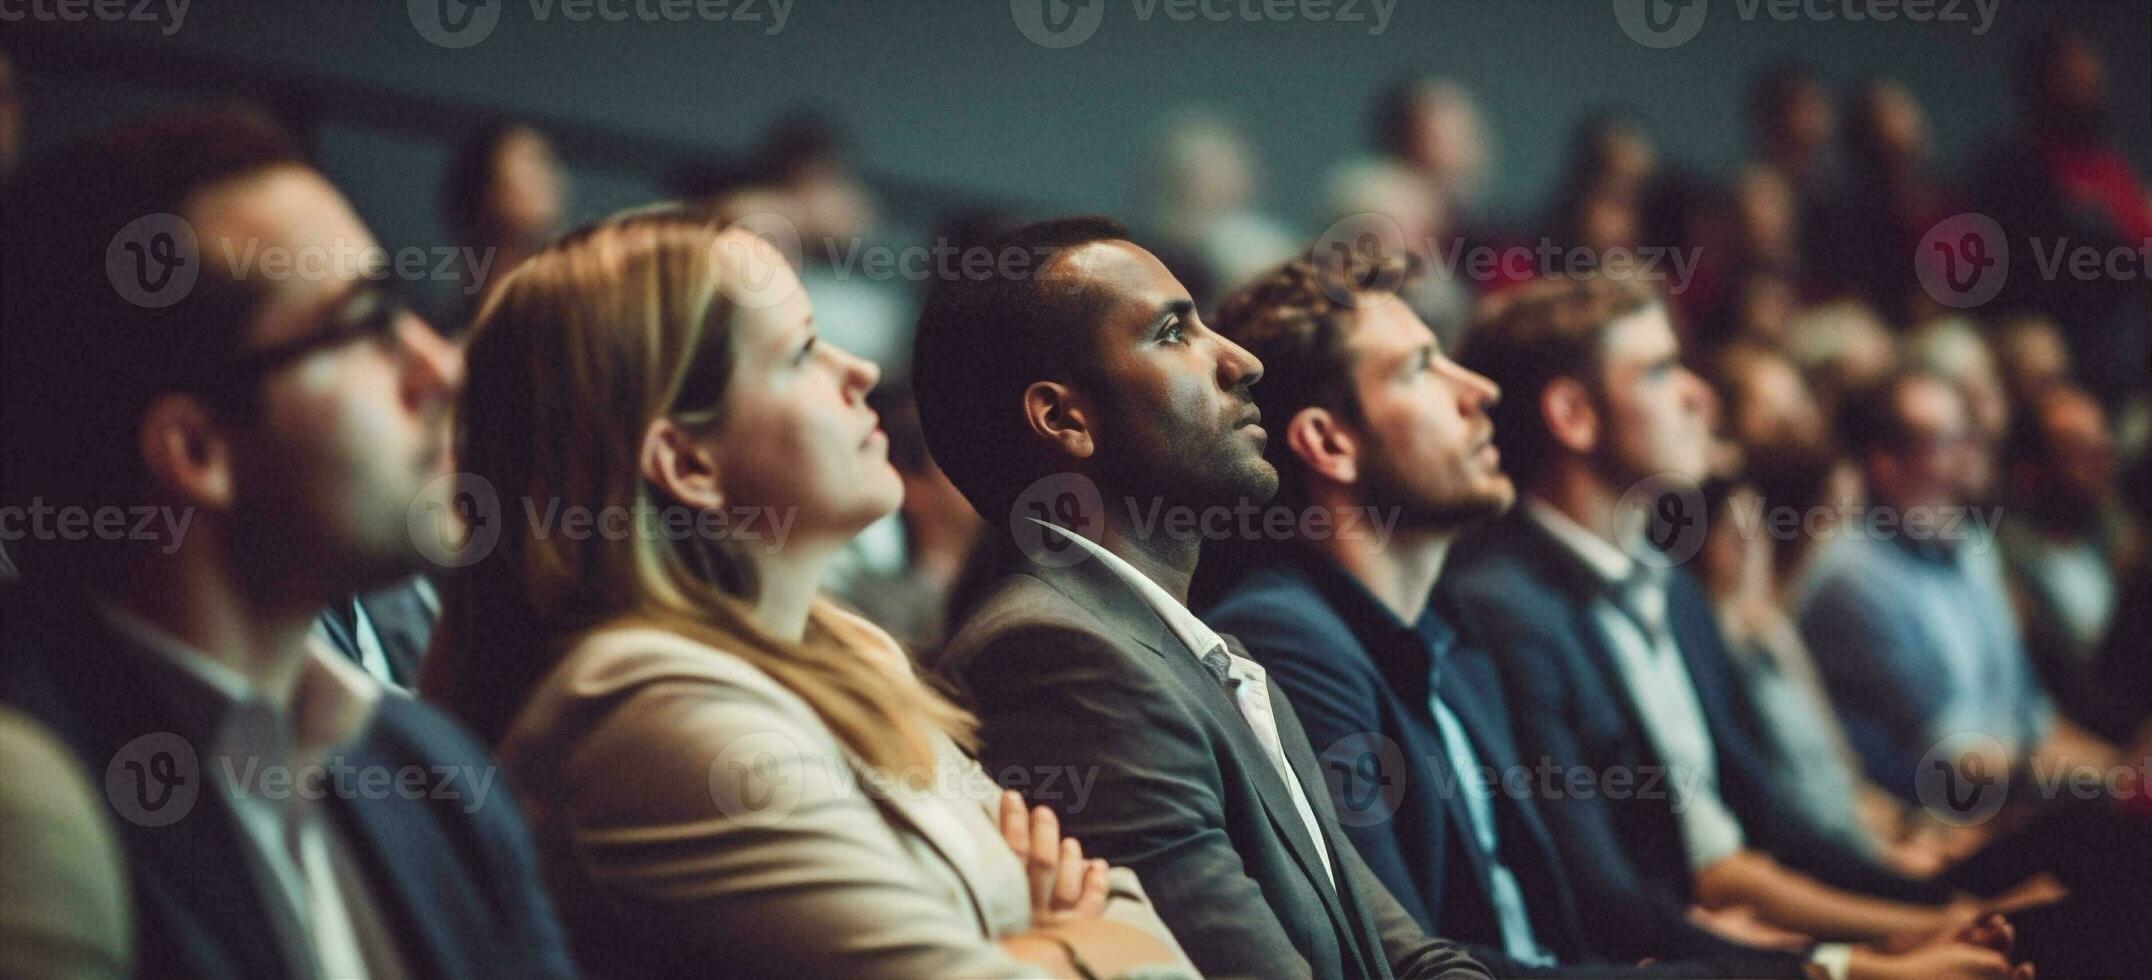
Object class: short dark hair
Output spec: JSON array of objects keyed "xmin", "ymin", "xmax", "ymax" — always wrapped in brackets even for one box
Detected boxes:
[
  {"xmin": 440, "ymin": 120, "xmax": 528, "ymax": 242},
  {"xmin": 1210, "ymin": 241, "xmax": 1420, "ymax": 506},
  {"xmin": 1837, "ymin": 369, "xmax": 1961, "ymax": 460},
  {"xmin": 910, "ymin": 215, "xmax": 1132, "ymax": 522},
  {"xmin": 1455, "ymin": 277, "xmax": 1655, "ymax": 490},
  {"xmin": 1749, "ymin": 62, "xmax": 1822, "ymax": 133},
  {"xmin": 1, "ymin": 108, "xmax": 305, "ymax": 573}
]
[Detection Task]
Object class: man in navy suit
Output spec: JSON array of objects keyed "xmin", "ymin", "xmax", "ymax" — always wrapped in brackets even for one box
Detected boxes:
[
  {"xmin": 0, "ymin": 110, "xmax": 575, "ymax": 978},
  {"xmin": 1199, "ymin": 251, "xmax": 2023, "ymax": 979},
  {"xmin": 1433, "ymin": 277, "xmax": 2050, "ymax": 969}
]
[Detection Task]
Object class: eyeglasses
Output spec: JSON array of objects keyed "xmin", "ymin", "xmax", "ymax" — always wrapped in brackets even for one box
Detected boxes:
[{"xmin": 224, "ymin": 280, "xmax": 410, "ymax": 382}]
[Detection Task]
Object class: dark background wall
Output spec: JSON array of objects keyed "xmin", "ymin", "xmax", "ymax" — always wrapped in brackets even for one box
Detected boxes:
[{"xmin": 12, "ymin": 0, "xmax": 2149, "ymax": 256}]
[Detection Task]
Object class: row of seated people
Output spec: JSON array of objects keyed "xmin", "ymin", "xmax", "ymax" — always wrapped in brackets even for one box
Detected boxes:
[{"xmin": 1, "ymin": 108, "xmax": 2143, "ymax": 979}]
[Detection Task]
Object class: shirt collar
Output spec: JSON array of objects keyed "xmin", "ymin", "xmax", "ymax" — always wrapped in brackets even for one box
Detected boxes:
[
  {"xmin": 93, "ymin": 600, "xmax": 384, "ymax": 767},
  {"xmin": 1030, "ymin": 519, "xmax": 1224, "ymax": 659},
  {"xmin": 1523, "ymin": 496, "xmax": 1642, "ymax": 586},
  {"xmin": 1286, "ymin": 546, "xmax": 1457, "ymax": 691}
]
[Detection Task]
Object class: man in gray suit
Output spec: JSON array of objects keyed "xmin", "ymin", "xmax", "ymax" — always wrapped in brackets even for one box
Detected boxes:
[{"xmin": 914, "ymin": 217, "xmax": 1489, "ymax": 980}]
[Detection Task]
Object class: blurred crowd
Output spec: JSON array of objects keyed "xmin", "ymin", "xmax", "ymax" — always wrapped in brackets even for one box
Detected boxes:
[{"xmin": 0, "ymin": 16, "xmax": 2147, "ymax": 980}]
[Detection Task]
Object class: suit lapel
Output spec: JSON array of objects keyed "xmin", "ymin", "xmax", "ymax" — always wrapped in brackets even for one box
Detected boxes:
[
  {"xmin": 1025, "ymin": 557, "xmax": 1368, "ymax": 968},
  {"xmin": 1257, "ymin": 643, "xmax": 1389, "ymax": 980},
  {"xmin": 50, "ymin": 600, "xmax": 305, "ymax": 979},
  {"xmin": 838, "ymin": 740, "xmax": 998, "ymax": 937},
  {"xmin": 1438, "ymin": 664, "xmax": 1588, "ymax": 958},
  {"xmin": 328, "ymin": 721, "xmax": 469, "ymax": 977}
]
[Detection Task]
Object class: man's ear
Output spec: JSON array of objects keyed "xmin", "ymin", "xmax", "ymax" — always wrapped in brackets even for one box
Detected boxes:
[
  {"xmin": 1542, "ymin": 377, "xmax": 1599, "ymax": 455},
  {"xmin": 641, "ymin": 418, "xmax": 726, "ymax": 511},
  {"xmin": 1022, "ymin": 380, "xmax": 1095, "ymax": 461},
  {"xmin": 1284, "ymin": 406, "xmax": 1360, "ymax": 487},
  {"xmin": 137, "ymin": 394, "xmax": 235, "ymax": 509}
]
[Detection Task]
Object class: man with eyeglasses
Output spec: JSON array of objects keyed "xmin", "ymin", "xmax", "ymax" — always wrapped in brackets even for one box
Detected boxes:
[
  {"xmin": 1796, "ymin": 371, "xmax": 2119, "ymax": 803},
  {"xmin": 0, "ymin": 109, "xmax": 574, "ymax": 978}
]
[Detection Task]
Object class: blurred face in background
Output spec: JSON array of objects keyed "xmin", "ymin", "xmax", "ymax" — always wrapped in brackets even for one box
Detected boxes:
[
  {"xmin": 1861, "ymin": 80, "xmax": 1930, "ymax": 166},
  {"xmin": 488, "ymin": 126, "xmax": 565, "ymax": 248},
  {"xmin": 1340, "ymin": 296, "xmax": 1513, "ymax": 531},
  {"xmin": 706, "ymin": 232, "xmax": 901, "ymax": 544},
  {"xmin": 1866, "ymin": 376, "xmax": 1978, "ymax": 516},
  {"xmin": 1769, "ymin": 77, "xmax": 1836, "ymax": 163},
  {"xmin": 1595, "ymin": 305, "xmax": 1717, "ymax": 487},
  {"xmin": 2030, "ymin": 387, "xmax": 2115, "ymax": 518},
  {"xmin": 195, "ymin": 166, "xmax": 464, "ymax": 593},
  {"xmin": 1724, "ymin": 351, "xmax": 1826, "ymax": 454}
]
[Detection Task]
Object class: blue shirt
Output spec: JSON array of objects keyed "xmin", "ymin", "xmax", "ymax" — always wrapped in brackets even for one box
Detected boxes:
[
  {"xmin": 1207, "ymin": 548, "xmax": 1574, "ymax": 967},
  {"xmin": 1795, "ymin": 520, "xmax": 2053, "ymax": 797}
]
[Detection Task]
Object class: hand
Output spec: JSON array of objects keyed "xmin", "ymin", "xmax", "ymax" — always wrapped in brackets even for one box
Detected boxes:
[
  {"xmin": 1687, "ymin": 903, "xmax": 1813, "ymax": 952},
  {"xmin": 1845, "ymin": 942, "xmax": 2032, "ymax": 980},
  {"xmin": 998, "ymin": 790, "xmax": 1109, "ymax": 926},
  {"xmin": 1880, "ymin": 896, "xmax": 1988, "ymax": 954}
]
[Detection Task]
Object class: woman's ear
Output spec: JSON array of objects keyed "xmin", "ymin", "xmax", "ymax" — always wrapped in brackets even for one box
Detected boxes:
[
  {"xmin": 640, "ymin": 418, "xmax": 726, "ymax": 511},
  {"xmin": 1022, "ymin": 380, "xmax": 1094, "ymax": 461},
  {"xmin": 137, "ymin": 393, "xmax": 234, "ymax": 509},
  {"xmin": 1284, "ymin": 406, "xmax": 1359, "ymax": 487},
  {"xmin": 1542, "ymin": 376, "xmax": 1599, "ymax": 455}
]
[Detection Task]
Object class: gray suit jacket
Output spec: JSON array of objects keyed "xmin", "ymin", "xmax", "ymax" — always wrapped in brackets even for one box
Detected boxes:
[{"xmin": 940, "ymin": 545, "xmax": 1490, "ymax": 980}]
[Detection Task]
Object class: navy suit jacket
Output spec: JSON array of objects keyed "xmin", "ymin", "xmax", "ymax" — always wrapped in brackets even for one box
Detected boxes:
[
  {"xmin": 1441, "ymin": 515, "xmax": 1944, "ymax": 956},
  {"xmin": 0, "ymin": 583, "xmax": 577, "ymax": 980},
  {"xmin": 1209, "ymin": 551, "xmax": 1804, "ymax": 978}
]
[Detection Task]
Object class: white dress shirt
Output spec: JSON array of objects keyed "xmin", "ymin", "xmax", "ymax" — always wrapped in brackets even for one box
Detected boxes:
[
  {"xmin": 1032, "ymin": 521, "xmax": 1338, "ymax": 887},
  {"xmin": 97, "ymin": 603, "xmax": 407, "ymax": 980},
  {"xmin": 1521, "ymin": 499, "xmax": 1748, "ymax": 872}
]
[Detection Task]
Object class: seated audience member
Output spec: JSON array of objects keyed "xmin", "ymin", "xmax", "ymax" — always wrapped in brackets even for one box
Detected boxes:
[
  {"xmin": 1970, "ymin": 24, "xmax": 2152, "ymax": 410},
  {"xmin": 1996, "ymin": 383, "xmax": 2139, "ymax": 715},
  {"xmin": 1796, "ymin": 372, "xmax": 2119, "ymax": 800},
  {"xmin": 1705, "ymin": 346, "xmax": 1939, "ymax": 867},
  {"xmin": 1440, "ymin": 280, "xmax": 2000, "ymax": 945},
  {"xmin": 1988, "ymin": 315, "xmax": 2073, "ymax": 407},
  {"xmin": 1202, "ymin": 250, "xmax": 2021, "ymax": 980},
  {"xmin": 421, "ymin": 209, "xmax": 1190, "ymax": 979},
  {"xmin": 916, "ymin": 217, "xmax": 1491, "ymax": 980},
  {"xmin": 0, "ymin": 110, "xmax": 574, "ymax": 978},
  {"xmin": 439, "ymin": 121, "xmax": 568, "ymax": 330}
]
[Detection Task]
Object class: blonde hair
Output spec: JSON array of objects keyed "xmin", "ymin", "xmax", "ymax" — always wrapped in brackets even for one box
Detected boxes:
[{"xmin": 423, "ymin": 206, "xmax": 972, "ymax": 773}]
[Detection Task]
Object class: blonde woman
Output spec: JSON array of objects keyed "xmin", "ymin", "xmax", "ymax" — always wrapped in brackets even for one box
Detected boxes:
[{"xmin": 422, "ymin": 208, "xmax": 1191, "ymax": 978}]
